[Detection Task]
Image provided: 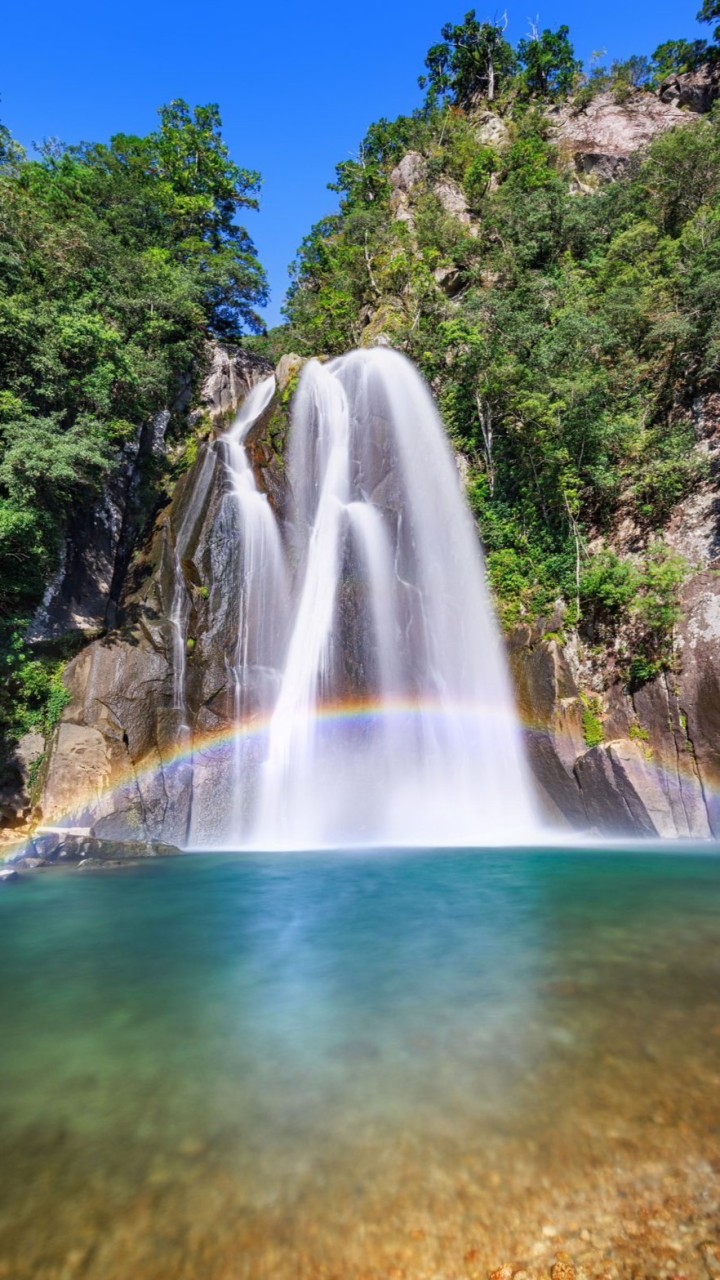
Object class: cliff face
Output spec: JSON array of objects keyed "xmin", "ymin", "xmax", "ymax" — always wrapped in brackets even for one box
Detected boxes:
[
  {"xmin": 34, "ymin": 345, "xmax": 280, "ymax": 847},
  {"xmin": 507, "ymin": 389, "xmax": 720, "ymax": 839},
  {"xmin": 16, "ymin": 79, "xmax": 720, "ymax": 847}
]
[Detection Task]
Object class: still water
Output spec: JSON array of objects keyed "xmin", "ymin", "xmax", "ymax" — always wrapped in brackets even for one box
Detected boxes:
[{"xmin": 1, "ymin": 849, "xmax": 719, "ymax": 1279}]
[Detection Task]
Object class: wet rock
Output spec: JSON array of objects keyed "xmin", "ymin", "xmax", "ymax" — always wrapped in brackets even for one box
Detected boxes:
[
  {"xmin": 0, "ymin": 868, "xmax": 21, "ymax": 884},
  {"xmin": 575, "ymin": 740, "xmax": 679, "ymax": 837},
  {"xmin": 36, "ymin": 360, "xmax": 281, "ymax": 847},
  {"xmin": 508, "ymin": 627, "xmax": 587, "ymax": 826},
  {"xmin": 676, "ymin": 571, "xmax": 720, "ymax": 836}
]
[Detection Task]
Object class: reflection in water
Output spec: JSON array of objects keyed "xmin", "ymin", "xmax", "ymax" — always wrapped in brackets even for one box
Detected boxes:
[{"xmin": 1, "ymin": 850, "xmax": 720, "ymax": 1278}]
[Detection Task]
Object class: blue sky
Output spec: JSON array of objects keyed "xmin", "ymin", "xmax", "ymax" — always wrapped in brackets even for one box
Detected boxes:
[{"xmin": 0, "ymin": 0, "xmax": 709, "ymax": 327}]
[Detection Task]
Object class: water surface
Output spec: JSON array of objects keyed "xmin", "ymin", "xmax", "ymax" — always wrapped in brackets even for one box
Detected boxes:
[{"xmin": 1, "ymin": 848, "xmax": 719, "ymax": 1279}]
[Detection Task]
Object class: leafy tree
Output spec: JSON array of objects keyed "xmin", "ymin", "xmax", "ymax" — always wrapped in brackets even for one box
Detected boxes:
[
  {"xmin": 651, "ymin": 38, "xmax": 710, "ymax": 81},
  {"xmin": 419, "ymin": 12, "xmax": 517, "ymax": 105},
  {"xmin": 0, "ymin": 99, "xmax": 268, "ymax": 745},
  {"xmin": 517, "ymin": 24, "xmax": 581, "ymax": 99},
  {"xmin": 698, "ymin": 0, "xmax": 720, "ymax": 41}
]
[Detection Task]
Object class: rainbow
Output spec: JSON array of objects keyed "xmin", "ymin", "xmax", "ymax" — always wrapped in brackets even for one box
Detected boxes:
[{"xmin": 20, "ymin": 694, "xmax": 717, "ymax": 849}]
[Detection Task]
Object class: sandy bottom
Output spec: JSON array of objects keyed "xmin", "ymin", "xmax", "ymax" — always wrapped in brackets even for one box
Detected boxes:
[{"xmin": 0, "ymin": 850, "xmax": 719, "ymax": 1279}]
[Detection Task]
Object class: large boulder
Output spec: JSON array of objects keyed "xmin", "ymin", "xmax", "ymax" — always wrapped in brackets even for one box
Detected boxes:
[
  {"xmin": 576, "ymin": 740, "xmax": 681, "ymax": 837},
  {"xmin": 659, "ymin": 62, "xmax": 720, "ymax": 114}
]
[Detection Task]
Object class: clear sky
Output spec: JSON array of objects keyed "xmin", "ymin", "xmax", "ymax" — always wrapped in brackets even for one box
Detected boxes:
[{"xmin": 0, "ymin": 0, "xmax": 709, "ymax": 327}]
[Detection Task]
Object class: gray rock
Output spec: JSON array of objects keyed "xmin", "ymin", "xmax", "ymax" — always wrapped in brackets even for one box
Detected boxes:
[
  {"xmin": 390, "ymin": 152, "xmax": 427, "ymax": 193},
  {"xmin": 575, "ymin": 740, "xmax": 680, "ymax": 838},
  {"xmin": 551, "ymin": 90, "xmax": 687, "ymax": 185},
  {"xmin": 0, "ymin": 868, "xmax": 21, "ymax": 884},
  {"xmin": 433, "ymin": 179, "xmax": 473, "ymax": 226},
  {"xmin": 659, "ymin": 62, "xmax": 720, "ymax": 114}
]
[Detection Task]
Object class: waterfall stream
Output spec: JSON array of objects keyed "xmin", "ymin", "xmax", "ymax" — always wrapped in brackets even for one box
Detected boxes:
[{"xmin": 197, "ymin": 349, "xmax": 538, "ymax": 847}]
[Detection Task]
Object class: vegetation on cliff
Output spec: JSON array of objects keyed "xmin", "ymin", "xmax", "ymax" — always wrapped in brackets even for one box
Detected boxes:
[
  {"xmin": 268, "ymin": 6, "xmax": 720, "ymax": 686},
  {"xmin": 0, "ymin": 100, "xmax": 265, "ymax": 745}
]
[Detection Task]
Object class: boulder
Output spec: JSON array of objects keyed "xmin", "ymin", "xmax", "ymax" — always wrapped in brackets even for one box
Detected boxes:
[
  {"xmin": 197, "ymin": 344, "xmax": 273, "ymax": 427},
  {"xmin": 433, "ymin": 179, "xmax": 473, "ymax": 227},
  {"xmin": 659, "ymin": 62, "xmax": 720, "ymax": 114}
]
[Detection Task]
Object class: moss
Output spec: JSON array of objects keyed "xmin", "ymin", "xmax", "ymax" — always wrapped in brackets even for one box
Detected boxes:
[
  {"xmin": 629, "ymin": 723, "xmax": 650, "ymax": 743},
  {"xmin": 581, "ymin": 695, "xmax": 604, "ymax": 749}
]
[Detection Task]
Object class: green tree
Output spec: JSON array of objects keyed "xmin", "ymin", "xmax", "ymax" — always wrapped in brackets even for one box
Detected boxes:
[
  {"xmin": 651, "ymin": 38, "xmax": 709, "ymax": 81},
  {"xmin": 419, "ymin": 12, "xmax": 517, "ymax": 105},
  {"xmin": 517, "ymin": 24, "xmax": 581, "ymax": 98},
  {"xmin": 697, "ymin": 0, "xmax": 720, "ymax": 41}
]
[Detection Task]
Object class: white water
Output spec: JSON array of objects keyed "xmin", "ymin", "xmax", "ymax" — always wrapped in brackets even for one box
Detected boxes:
[
  {"xmin": 205, "ymin": 349, "xmax": 539, "ymax": 848},
  {"xmin": 218, "ymin": 377, "xmax": 290, "ymax": 839}
]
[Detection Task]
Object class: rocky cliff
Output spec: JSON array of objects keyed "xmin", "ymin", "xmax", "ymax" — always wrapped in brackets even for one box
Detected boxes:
[
  {"xmin": 9, "ymin": 73, "xmax": 720, "ymax": 849},
  {"xmin": 17, "ymin": 345, "xmax": 282, "ymax": 848}
]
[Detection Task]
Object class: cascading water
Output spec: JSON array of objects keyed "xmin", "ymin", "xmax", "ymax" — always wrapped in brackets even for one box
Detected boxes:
[
  {"xmin": 246, "ymin": 348, "xmax": 537, "ymax": 846},
  {"xmin": 207, "ymin": 376, "xmax": 290, "ymax": 843},
  {"xmin": 186, "ymin": 350, "xmax": 538, "ymax": 847}
]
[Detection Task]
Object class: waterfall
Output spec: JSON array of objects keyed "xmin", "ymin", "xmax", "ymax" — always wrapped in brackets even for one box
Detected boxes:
[
  {"xmin": 213, "ymin": 376, "xmax": 290, "ymax": 843},
  {"xmin": 185, "ymin": 350, "xmax": 538, "ymax": 847}
]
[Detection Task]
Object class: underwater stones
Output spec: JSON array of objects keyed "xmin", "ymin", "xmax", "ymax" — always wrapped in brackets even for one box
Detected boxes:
[
  {"xmin": 550, "ymin": 1252, "xmax": 576, "ymax": 1280},
  {"xmin": 11, "ymin": 834, "xmax": 180, "ymax": 870}
]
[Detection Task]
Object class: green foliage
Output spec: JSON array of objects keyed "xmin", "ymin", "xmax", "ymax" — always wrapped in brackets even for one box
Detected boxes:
[
  {"xmin": 516, "ymin": 25, "xmax": 581, "ymax": 99},
  {"xmin": 581, "ymin": 695, "xmax": 604, "ymax": 748},
  {"xmin": 0, "ymin": 622, "xmax": 72, "ymax": 742},
  {"xmin": 464, "ymin": 147, "xmax": 498, "ymax": 206},
  {"xmin": 698, "ymin": 0, "xmax": 720, "ymax": 41},
  {"xmin": 651, "ymin": 38, "xmax": 710, "ymax": 81},
  {"xmin": 629, "ymin": 723, "xmax": 650, "ymax": 742},
  {"xmin": 419, "ymin": 13, "xmax": 516, "ymax": 106},
  {"xmin": 0, "ymin": 101, "xmax": 266, "ymax": 751},
  {"xmin": 285, "ymin": 53, "xmax": 716, "ymax": 647}
]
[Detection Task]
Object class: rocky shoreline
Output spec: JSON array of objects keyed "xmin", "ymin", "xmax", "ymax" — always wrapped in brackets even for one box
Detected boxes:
[{"xmin": 0, "ymin": 830, "xmax": 181, "ymax": 881}]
